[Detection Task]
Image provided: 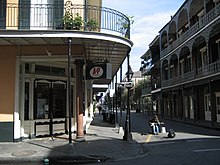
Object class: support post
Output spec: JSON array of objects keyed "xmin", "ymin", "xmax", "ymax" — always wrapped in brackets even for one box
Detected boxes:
[
  {"xmin": 123, "ymin": 54, "xmax": 133, "ymax": 141},
  {"xmin": 67, "ymin": 37, "xmax": 72, "ymax": 143},
  {"xmin": 74, "ymin": 59, "xmax": 85, "ymax": 142},
  {"xmin": 119, "ymin": 67, "xmax": 123, "ymax": 128}
]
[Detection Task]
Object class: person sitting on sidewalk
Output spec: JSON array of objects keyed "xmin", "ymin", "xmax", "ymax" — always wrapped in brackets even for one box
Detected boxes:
[{"xmin": 149, "ymin": 115, "xmax": 160, "ymax": 135}]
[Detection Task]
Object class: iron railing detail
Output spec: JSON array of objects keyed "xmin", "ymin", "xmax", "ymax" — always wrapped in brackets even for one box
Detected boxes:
[
  {"xmin": 160, "ymin": 3, "xmax": 220, "ymax": 58},
  {"xmin": 161, "ymin": 60, "xmax": 220, "ymax": 88},
  {"xmin": 0, "ymin": 1, "xmax": 130, "ymax": 38}
]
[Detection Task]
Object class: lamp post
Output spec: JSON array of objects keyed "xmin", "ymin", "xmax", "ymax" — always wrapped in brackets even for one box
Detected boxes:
[
  {"xmin": 67, "ymin": 37, "xmax": 72, "ymax": 143},
  {"xmin": 123, "ymin": 63, "xmax": 134, "ymax": 141}
]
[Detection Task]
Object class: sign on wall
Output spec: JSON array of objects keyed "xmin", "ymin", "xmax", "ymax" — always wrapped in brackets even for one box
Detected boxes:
[{"xmin": 86, "ymin": 63, "xmax": 112, "ymax": 80}]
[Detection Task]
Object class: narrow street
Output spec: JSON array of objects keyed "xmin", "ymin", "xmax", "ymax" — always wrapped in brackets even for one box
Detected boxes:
[{"xmin": 107, "ymin": 111, "xmax": 220, "ymax": 165}]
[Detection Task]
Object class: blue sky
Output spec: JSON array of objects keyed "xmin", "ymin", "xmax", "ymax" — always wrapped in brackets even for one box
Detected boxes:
[{"xmin": 103, "ymin": 0, "xmax": 184, "ymax": 73}]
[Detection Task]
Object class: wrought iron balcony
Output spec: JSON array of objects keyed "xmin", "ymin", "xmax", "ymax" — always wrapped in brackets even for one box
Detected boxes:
[
  {"xmin": 0, "ymin": 1, "xmax": 130, "ymax": 38},
  {"xmin": 160, "ymin": 3, "xmax": 220, "ymax": 58},
  {"xmin": 161, "ymin": 60, "xmax": 220, "ymax": 88}
]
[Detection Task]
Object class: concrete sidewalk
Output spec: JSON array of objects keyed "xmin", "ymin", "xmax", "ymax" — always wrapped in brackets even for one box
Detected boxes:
[{"xmin": 0, "ymin": 113, "xmax": 144, "ymax": 164}]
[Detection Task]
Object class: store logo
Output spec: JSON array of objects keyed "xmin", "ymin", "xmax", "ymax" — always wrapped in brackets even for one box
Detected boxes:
[{"xmin": 90, "ymin": 66, "xmax": 104, "ymax": 78}]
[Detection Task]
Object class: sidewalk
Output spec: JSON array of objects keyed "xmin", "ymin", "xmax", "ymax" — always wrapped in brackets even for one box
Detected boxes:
[{"xmin": 0, "ymin": 113, "xmax": 144, "ymax": 164}]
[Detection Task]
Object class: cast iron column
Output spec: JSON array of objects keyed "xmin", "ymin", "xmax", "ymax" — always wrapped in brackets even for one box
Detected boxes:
[
  {"xmin": 67, "ymin": 37, "xmax": 72, "ymax": 143},
  {"xmin": 123, "ymin": 54, "xmax": 133, "ymax": 141},
  {"xmin": 119, "ymin": 66, "xmax": 123, "ymax": 127}
]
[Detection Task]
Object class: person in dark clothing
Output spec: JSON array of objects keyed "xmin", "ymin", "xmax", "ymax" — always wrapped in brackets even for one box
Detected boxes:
[
  {"xmin": 149, "ymin": 115, "xmax": 160, "ymax": 135},
  {"xmin": 98, "ymin": 105, "xmax": 102, "ymax": 114}
]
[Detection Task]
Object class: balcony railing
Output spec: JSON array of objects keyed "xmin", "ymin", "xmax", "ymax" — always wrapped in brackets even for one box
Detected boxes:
[
  {"xmin": 161, "ymin": 60, "xmax": 220, "ymax": 87},
  {"xmin": 160, "ymin": 3, "xmax": 220, "ymax": 58},
  {"xmin": 0, "ymin": 1, "xmax": 130, "ymax": 38}
]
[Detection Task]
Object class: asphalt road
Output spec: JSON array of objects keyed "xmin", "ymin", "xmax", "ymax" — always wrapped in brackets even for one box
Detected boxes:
[
  {"xmin": 3, "ymin": 112, "xmax": 220, "ymax": 165},
  {"xmin": 90, "ymin": 112, "xmax": 220, "ymax": 165}
]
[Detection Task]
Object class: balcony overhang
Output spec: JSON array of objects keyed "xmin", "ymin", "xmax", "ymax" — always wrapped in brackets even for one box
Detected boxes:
[
  {"xmin": 92, "ymin": 84, "xmax": 109, "ymax": 94},
  {"xmin": 0, "ymin": 30, "xmax": 133, "ymax": 85}
]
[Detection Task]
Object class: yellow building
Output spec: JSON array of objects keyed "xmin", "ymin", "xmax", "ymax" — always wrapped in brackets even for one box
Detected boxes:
[{"xmin": 0, "ymin": 0, "xmax": 132, "ymax": 142}]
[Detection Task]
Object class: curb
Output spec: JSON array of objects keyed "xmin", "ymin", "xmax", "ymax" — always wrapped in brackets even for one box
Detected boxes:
[{"xmin": 0, "ymin": 155, "xmax": 111, "ymax": 164}]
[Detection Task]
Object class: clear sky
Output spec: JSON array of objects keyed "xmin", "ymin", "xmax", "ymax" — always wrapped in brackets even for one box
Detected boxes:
[{"xmin": 103, "ymin": 0, "xmax": 184, "ymax": 73}]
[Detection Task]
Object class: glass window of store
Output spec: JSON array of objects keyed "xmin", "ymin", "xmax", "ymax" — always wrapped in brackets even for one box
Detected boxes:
[{"xmin": 34, "ymin": 81, "xmax": 50, "ymax": 119}]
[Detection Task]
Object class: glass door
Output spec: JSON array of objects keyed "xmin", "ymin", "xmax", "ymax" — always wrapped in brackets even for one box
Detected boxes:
[
  {"xmin": 184, "ymin": 96, "xmax": 188, "ymax": 118},
  {"xmin": 189, "ymin": 95, "xmax": 194, "ymax": 119},
  {"xmin": 216, "ymin": 92, "xmax": 220, "ymax": 123},
  {"xmin": 52, "ymin": 81, "xmax": 66, "ymax": 119},
  {"xmin": 51, "ymin": 81, "xmax": 66, "ymax": 135},
  {"xmin": 19, "ymin": 0, "xmax": 30, "ymax": 29},
  {"xmin": 30, "ymin": 0, "xmax": 54, "ymax": 30},
  {"xmin": 34, "ymin": 80, "xmax": 50, "ymax": 119},
  {"xmin": 34, "ymin": 80, "xmax": 67, "ymax": 137},
  {"xmin": 200, "ymin": 47, "xmax": 208, "ymax": 67},
  {"xmin": 34, "ymin": 80, "xmax": 51, "ymax": 137},
  {"xmin": 204, "ymin": 94, "xmax": 211, "ymax": 121}
]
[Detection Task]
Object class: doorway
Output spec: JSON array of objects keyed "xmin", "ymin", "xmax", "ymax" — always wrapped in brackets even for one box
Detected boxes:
[
  {"xmin": 216, "ymin": 92, "xmax": 220, "ymax": 123},
  {"xmin": 204, "ymin": 93, "xmax": 211, "ymax": 121},
  {"xmin": 34, "ymin": 80, "xmax": 67, "ymax": 137}
]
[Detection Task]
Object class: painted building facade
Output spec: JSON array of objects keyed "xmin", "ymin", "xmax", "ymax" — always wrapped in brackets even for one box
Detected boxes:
[
  {"xmin": 0, "ymin": 0, "xmax": 132, "ymax": 142},
  {"xmin": 142, "ymin": 0, "xmax": 220, "ymax": 129}
]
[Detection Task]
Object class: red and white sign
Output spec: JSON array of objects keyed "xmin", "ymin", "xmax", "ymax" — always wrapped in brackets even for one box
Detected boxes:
[
  {"xmin": 89, "ymin": 66, "xmax": 104, "ymax": 78},
  {"xmin": 86, "ymin": 63, "xmax": 112, "ymax": 80}
]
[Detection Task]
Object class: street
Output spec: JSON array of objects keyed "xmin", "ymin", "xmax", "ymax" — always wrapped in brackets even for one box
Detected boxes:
[
  {"xmin": 90, "ymin": 112, "xmax": 220, "ymax": 165},
  {"xmin": 1, "ymin": 112, "xmax": 220, "ymax": 165}
]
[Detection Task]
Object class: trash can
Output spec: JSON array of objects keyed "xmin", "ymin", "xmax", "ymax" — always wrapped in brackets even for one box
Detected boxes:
[
  {"xmin": 161, "ymin": 126, "xmax": 166, "ymax": 133},
  {"xmin": 160, "ymin": 122, "xmax": 166, "ymax": 133},
  {"xmin": 103, "ymin": 112, "xmax": 107, "ymax": 121},
  {"xmin": 108, "ymin": 113, "xmax": 115, "ymax": 124}
]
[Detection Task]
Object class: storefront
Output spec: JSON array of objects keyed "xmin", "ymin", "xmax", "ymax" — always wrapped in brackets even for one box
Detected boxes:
[
  {"xmin": 0, "ymin": 0, "xmax": 133, "ymax": 142},
  {"xmin": 17, "ymin": 61, "xmax": 77, "ymax": 139}
]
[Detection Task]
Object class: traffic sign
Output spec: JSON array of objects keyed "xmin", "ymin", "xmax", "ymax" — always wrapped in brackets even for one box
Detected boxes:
[{"xmin": 123, "ymin": 82, "xmax": 133, "ymax": 88}]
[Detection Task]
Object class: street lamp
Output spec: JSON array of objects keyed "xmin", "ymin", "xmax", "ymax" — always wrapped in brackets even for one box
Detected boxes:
[
  {"xmin": 126, "ymin": 65, "xmax": 134, "ymax": 80},
  {"xmin": 123, "ymin": 64, "xmax": 134, "ymax": 141},
  {"xmin": 67, "ymin": 37, "xmax": 72, "ymax": 143}
]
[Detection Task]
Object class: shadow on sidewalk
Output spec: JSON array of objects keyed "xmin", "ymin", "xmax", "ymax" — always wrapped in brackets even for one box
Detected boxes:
[
  {"xmin": 91, "ymin": 113, "xmax": 116, "ymax": 128},
  {"xmin": 42, "ymin": 113, "xmax": 140, "ymax": 164}
]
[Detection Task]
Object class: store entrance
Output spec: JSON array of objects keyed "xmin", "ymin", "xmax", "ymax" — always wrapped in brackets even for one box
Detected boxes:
[{"xmin": 34, "ymin": 80, "xmax": 67, "ymax": 137}]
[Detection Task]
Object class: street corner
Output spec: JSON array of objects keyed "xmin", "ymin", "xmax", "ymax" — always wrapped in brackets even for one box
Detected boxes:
[
  {"xmin": 145, "ymin": 134, "xmax": 153, "ymax": 143},
  {"xmin": 112, "ymin": 141, "xmax": 145, "ymax": 162},
  {"xmin": 144, "ymin": 132, "xmax": 172, "ymax": 143}
]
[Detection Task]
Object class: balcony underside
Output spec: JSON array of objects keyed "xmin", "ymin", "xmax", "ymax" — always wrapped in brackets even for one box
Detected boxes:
[{"xmin": 0, "ymin": 30, "xmax": 133, "ymax": 85}]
